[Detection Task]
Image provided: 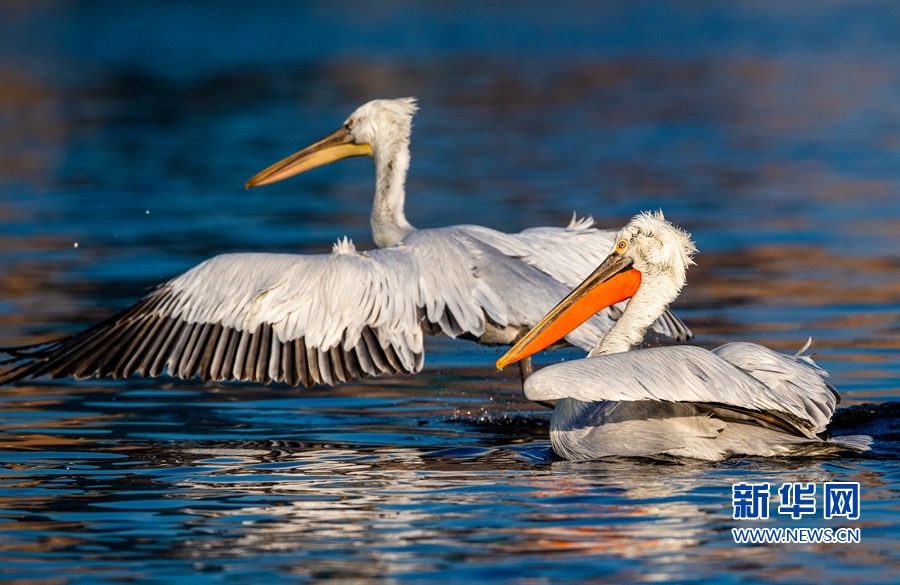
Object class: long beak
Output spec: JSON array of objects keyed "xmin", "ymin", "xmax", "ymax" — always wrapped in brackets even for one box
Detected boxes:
[
  {"xmin": 245, "ymin": 127, "xmax": 373, "ymax": 189},
  {"xmin": 496, "ymin": 253, "xmax": 642, "ymax": 370}
]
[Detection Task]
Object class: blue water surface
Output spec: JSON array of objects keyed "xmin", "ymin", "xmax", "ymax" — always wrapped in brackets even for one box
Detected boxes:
[{"xmin": 1, "ymin": 2, "xmax": 898, "ymax": 583}]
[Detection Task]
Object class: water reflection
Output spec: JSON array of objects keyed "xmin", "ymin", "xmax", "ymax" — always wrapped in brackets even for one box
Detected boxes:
[{"xmin": 2, "ymin": 430, "xmax": 893, "ymax": 583}]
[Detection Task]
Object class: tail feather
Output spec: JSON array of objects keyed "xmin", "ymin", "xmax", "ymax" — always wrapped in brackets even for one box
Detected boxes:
[{"xmin": 830, "ymin": 434, "xmax": 872, "ymax": 452}]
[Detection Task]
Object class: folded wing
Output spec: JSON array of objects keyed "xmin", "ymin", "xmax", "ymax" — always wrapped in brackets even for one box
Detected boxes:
[{"xmin": 523, "ymin": 344, "xmax": 838, "ymax": 437}]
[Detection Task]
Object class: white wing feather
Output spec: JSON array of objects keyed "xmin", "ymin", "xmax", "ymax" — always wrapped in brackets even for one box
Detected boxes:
[
  {"xmin": 460, "ymin": 220, "xmax": 692, "ymax": 342},
  {"xmin": 524, "ymin": 344, "xmax": 837, "ymax": 436},
  {"xmin": 1, "ymin": 227, "xmax": 630, "ymax": 387},
  {"xmin": 459, "ymin": 215, "xmax": 614, "ymax": 286}
]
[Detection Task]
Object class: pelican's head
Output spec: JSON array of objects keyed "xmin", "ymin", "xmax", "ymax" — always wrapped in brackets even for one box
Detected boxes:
[
  {"xmin": 497, "ymin": 211, "xmax": 696, "ymax": 369},
  {"xmin": 245, "ymin": 97, "xmax": 418, "ymax": 189},
  {"xmin": 610, "ymin": 210, "xmax": 697, "ymax": 288}
]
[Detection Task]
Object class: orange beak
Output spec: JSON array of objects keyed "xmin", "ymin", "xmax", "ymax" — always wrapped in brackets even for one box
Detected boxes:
[
  {"xmin": 496, "ymin": 253, "xmax": 641, "ymax": 369},
  {"xmin": 245, "ymin": 126, "xmax": 373, "ymax": 189}
]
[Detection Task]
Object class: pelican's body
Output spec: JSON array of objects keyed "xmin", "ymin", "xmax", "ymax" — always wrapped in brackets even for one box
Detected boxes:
[
  {"xmin": 497, "ymin": 211, "xmax": 871, "ymax": 461},
  {"xmin": 0, "ymin": 99, "xmax": 689, "ymax": 387}
]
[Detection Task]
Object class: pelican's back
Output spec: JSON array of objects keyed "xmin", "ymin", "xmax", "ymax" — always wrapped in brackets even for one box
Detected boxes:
[{"xmin": 525, "ymin": 343, "xmax": 839, "ymax": 438}]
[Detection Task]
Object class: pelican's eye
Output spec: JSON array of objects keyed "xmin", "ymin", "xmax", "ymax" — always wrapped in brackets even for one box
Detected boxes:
[{"xmin": 615, "ymin": 239, "xmax": 628, "ymax": 254}]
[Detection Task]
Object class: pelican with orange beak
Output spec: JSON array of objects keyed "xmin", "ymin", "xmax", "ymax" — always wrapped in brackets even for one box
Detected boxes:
[
  {"xmin": 1, "ymin": 100, "xmax": 691, "ymax": 388},
  {"xmin": 497, "ymin": 211, "xmax": 871, "ymax": 461}
]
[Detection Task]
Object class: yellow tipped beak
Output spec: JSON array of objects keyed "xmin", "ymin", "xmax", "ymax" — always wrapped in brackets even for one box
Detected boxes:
[
  {"xmin": 245, "ymin": 126, "xmax": 373, "ymax": 189},
  {"xmin": 496, "ymin": 254, "xmax": 642, "ymax": 370}
]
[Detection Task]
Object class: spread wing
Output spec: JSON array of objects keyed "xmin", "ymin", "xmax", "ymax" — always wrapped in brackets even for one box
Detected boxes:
[
  {"xmin": 2, "ymin": 247, "xmax": 428, "ymax": 387},
  {"xmin": 0, "ymin": 228, "xmax": 620, "ymax": 387},
  {"xmin": 459, "ymin": 217, "xmax": 693, "ymax": 342}
]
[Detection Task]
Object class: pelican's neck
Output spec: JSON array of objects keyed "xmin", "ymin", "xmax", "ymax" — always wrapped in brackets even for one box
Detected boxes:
[
  {"xmin": 588, "ymin": 273, "xmax": 681, "ymax": 357},
  {"xmin": 371, "ymin": 137, "xmax": 415, "ymax": 248}
]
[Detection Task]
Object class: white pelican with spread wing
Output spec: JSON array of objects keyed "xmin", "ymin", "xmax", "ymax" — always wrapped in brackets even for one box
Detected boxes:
[
  {"xmin": 497, "ymin": 211, "xmax": 871, "ymax": 460},
  {"xmin": 1, "ymin": 99, "xmax": 690, "ymax": 388}
]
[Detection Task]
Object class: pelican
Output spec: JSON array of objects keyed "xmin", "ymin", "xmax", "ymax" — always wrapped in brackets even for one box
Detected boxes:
[
  {"xmin": 0, "ymin": 99, "xmax": 691, "ymax": 388},
  {"xmin": 497, "ymin": 211, "xmax": 871, "ymax": 461}
]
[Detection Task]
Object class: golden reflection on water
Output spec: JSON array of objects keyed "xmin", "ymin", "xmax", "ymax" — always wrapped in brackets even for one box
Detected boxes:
[
  {"xmin": 0, "ymin": 65, "xmax": 67, "ymax": 189},
  {"xmin": 695, "ymin": 246, "xmax": 900, "ymax": 309},
  {"xmin": 22, "ymin": 445, "xmax": 863, "ymax": 583},
  {"xmin": 0, "ymin": 371, "xmax": 894, "ymax": 582}
]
